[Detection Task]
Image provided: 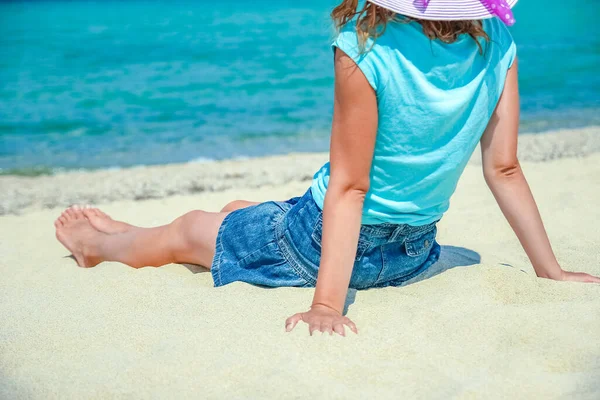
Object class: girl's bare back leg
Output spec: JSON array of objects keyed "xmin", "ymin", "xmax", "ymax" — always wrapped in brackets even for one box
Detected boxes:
[
  {"xmin": 54, "ymin": 199, "xmax": 261, "ymax": 269},
  {"xmin": 55, "ymin": 208, "xmax": 227, "ymax": 268},
  {"xmin": 81, "ymin": 199, "xmax": 259, "ymax": 235},
  {"xmin": 220, "ymin": 200, "xmax": 260, "ymax": 213}
]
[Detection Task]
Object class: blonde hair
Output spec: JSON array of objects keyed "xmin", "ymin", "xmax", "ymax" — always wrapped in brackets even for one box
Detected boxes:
[{"xmin": 331, "ymin": 0, "xmax": 490, "ymax": 53}]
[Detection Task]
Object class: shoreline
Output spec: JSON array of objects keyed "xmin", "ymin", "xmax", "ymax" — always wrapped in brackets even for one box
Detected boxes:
[{"xmin": 1, "ymin": 125, "xmax": 598, "ymax": 215}]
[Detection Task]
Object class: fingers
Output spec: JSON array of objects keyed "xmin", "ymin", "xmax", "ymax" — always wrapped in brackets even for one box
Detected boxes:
[
  {"xmin": 285, "ymin": 313, "xmax": 303, "ymax": 332},
  {"xmin": 285, "ymin": 312, "xmax": 358, "ymax": 336},
  {"xmin": 562, "ymin": 271, "xmax": 600, "ymax": 283},
  {"xmin": 344, "ymin": 318, "xmax": 359, "ymax": 334},
  {"xmin": 314, "ymin": 320, "xmax": 356, "ymax": 336},
  {"xmin": 333, "ymin": 323, "xmax": 346, "ymax": 337},
  {"xmin": 584, "ymin": 274, "xmax": 600, "ymax": 283},
  {"xmin": 308, "ymin": 321, "xmax": 329, "ymax": 336},
  {"xmin": 321, "ymin": 323, "xmax": 333, "ymax": 336}
]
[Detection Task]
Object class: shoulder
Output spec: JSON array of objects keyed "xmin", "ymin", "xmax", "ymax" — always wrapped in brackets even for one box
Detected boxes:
[
  {"xmin": 334, "ymin": 18, "xmax": 413, "ymax": 51},
  {"xmin": 333, "ymin": 23, "xmax": 387, "ymax": 59},
  {"xmin": 483, "ymin": 18, "xmax": 517, "ymax": 69},
  {"xmin": 483, "ymin": 18, "xmax": 516, "ymax": 53},
  {"xmin": 332, "ymin": 22, "xmax": 393, "ymax": 94}
]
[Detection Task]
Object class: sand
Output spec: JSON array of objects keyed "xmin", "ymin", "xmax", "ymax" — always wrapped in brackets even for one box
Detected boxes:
[
  {"xmin": 1, "ymin": 128, "xmax": 599, "ymax": 399},
  {"xmin": 2, "ymin": 126, "xmax": 600, "ymax": 216}
]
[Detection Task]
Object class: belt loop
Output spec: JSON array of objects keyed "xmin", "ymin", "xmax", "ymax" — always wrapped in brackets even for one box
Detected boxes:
[{"xmin": 388, "ymin": 225, "xmax": 405, "ymax": 243}]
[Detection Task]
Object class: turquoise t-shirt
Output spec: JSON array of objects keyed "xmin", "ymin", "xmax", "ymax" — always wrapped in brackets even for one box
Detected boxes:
[{"xmin": 311, "ymin": 17, "xmax": 517, "ymax": 226}]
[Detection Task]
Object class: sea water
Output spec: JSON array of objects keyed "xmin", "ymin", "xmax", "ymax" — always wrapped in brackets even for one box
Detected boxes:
[{"xmin": 0, "ymin": 0, "xmax": 598, "ymax": 174}]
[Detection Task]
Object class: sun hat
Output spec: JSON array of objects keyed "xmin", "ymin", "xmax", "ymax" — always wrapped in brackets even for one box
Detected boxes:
[{"xmin": 367, "ymin": 0, "xmax": 518, "ymax": 26}]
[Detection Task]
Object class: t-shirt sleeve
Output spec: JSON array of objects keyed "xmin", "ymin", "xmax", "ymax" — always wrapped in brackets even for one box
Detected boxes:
[
  {"xmin": 332, "ymin": 24, "xmax": 389, "ymax": 94},
  {"xmin": 495, "ymin": 18, "xmax": 517, "ymax": 68},
  {"xmin": 506, "ymin": 39, "xmax": 517, "ymax": 69},
  {"xmin": 484, "ymin": 17, "xmax": 517, "ymax": 69}
]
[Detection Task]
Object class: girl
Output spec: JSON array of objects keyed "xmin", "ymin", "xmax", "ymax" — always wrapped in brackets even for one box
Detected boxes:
[{"xmin": 55, "ymin": 0, "xmax": 600, "ymax": 336}]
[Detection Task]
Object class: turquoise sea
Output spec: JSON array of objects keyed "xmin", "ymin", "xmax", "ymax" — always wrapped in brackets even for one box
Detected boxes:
[{"xmin": 1, "ymin": 0, "xmax": 599, "ymax": 174}]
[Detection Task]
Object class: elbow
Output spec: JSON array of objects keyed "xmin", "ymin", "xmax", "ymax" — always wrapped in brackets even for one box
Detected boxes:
[
  {"xmin": 346, "ymin": 186, "xmax": 369, "ymax": 203},
  {"xmin": 483, "ymin": 160, "xmax": 523, "ymax": 184},
  {"xmin": 328, "ymin": 178, "xmax": 370, "ymax": 201}
]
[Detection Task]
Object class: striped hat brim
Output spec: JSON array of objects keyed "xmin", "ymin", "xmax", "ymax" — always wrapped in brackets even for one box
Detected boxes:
[{"xmin": 367, "ymin": 0, "xmax": 519, "ymax": 23}]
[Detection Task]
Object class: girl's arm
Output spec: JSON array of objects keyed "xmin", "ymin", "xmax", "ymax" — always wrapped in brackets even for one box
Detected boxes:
[
  {"xmin": 481, "ymin": 58, "xmax": 600, "ymax": 283},
  {"xmin": 285, "ymin": 49, "xmax": 378, "ymax": 336}
]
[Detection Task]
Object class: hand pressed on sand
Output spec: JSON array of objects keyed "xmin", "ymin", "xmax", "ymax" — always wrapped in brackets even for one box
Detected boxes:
[{"xmin": 285, "ymin": 304, "xmax": 358, "ymax": 336}]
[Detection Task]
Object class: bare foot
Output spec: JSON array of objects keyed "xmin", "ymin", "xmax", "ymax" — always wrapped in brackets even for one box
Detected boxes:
[
  {"xmin": 80, "ymin": 206, "xmax": 134, "ymax": 234},
  {"xmin": 55, "ymin": 207, "xmax": 106, "ymax": 268}
]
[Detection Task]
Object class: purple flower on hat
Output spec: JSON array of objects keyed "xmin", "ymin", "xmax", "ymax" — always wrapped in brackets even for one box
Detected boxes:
[{"xmin": 416, "ymin": 0, "xmax": 516, "ymax": 26}]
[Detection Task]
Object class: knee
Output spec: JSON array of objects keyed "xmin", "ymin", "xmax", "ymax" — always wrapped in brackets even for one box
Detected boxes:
[
  {"xmin": 220, "ymin": 200, "xmax": 244, "ymax": 213},
  {"xmin": 170, "ymin": 210, "xmax": 206, "ymax": 249}
]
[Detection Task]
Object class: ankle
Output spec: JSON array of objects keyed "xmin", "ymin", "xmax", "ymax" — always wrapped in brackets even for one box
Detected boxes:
[{"xmin": 81, "ymin": 240, "xmax": 105, "ymax": 266}]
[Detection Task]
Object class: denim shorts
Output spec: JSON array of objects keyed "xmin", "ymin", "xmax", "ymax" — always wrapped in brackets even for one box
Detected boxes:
[{"xmin": 211, "ymin": 188, "xmax": 441, "ymax": 289}]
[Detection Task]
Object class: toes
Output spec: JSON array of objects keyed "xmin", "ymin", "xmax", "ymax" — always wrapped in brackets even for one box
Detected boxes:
[
  {"xmin": 64, "ymin": 208, "xmax": 75, "ymax": 219},
  {"xmin": 93, "ymin": 208, "xmax": 110, "ymax": 219},
  {"xmin": 82, "ymin": 208, "xmax": 95, "ymax": 220},
  {"xmin": 59, "ymin": 215, "xmax": 68, "ymax": 226},
  {"xmin": 70, "ymin": 205, "xmax": 86, "ymax": 219},
  {"xmin": 79, "ymin": 205, "xmax": 114, "ymax": 227},
  {"xmin": 82, "ymin": 207, "xmax": 106, "ymax": 220},
  {"xmin": 72, "ymin": 205, "xmax": 82, "ymax": 215}
]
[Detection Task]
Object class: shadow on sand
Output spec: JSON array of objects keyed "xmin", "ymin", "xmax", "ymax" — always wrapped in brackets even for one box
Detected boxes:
[{"xmin": 343, "ymin": 245, "xmax": 481, "ymax": 314}]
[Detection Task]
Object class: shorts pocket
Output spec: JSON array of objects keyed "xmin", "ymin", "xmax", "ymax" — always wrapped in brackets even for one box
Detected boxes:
[
  {"xmin": 405, "ymin": 228, "xmax": 436, "ymax": 257},
  {"xmin": 375, "ymin": 225, "xmax": 437, "ymax": 285},
  {"xmin": 310, "ymin": 213, "xmax": 372, "ymax": 262},
  {"xmin": 235, "ymin": 242, "xmax": 310, "ymax": 287}
]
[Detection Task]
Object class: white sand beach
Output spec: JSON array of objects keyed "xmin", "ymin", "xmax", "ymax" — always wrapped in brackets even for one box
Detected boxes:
[{"xmin": 1, "ymin": 127, "xmax": 599, "ymax": 399}]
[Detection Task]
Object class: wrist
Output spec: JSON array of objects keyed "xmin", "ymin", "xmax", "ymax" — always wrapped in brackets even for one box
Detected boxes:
[
  {"xmin": 312, "ymin": 285, "xmax": 346, "ymax": 315},
  {"xmin": 311, "ymin": 302, "xmax": 342, "ymax": 315},
  {"xmin": 535, "ymin": 265, "xmax": 564, "ymax": 280}
]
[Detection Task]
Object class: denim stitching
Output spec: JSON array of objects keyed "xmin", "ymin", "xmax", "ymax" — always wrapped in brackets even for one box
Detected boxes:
[
  {"xmin": 234, "ymin": 204, "xmax": 282, "ymax": 265},
  {"xmin": 211, "ymin": 211, "xmax": 234, "ymax": 287},
  {"xmin": 376, "ymin": 244, "xmax": 389, "ymax": 288},
  {"xmin": 274, "ymin": 195, "xmax": 317, "ymax": 286},
  {"xmin": 309, "ymin": 211, "xmax": 323, "ymax": 244},
  {"xmin": 388, "ymin": 226, "xmax": 406, "ymax": 243},
  {"xmin": 361, "ymin": 224, "xmax": 397, "ymax": 238},
  {"xmin": 405, "ymin": 223, "xmax": 437, "ymax": 242},
  {"xmin": 405, "ymin": 227, "xmax": 437, "ymax": 257},
  {"xmin": 374, "ymin": 238, "xmax": 441, "ymax": 287},
  {"xmin": 373, "ymin": 241, "xmax": 442, "ymax": 288},
  {"xmin": 278, "ymin": 235, "xmax": 317, "ymax": 286}
]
